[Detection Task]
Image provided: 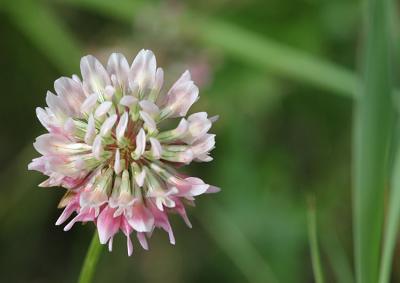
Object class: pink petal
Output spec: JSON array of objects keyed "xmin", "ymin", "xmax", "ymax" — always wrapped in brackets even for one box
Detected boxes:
[
  {"xmin": 137, "ymin": 232, "xmax": 149, "ymax": 250},
  {"xmin": 171, "ymin": 197, "xmax": 192, "ymax": 228},
  {"xmin": 56, "ymin": 200, "xmax": 80, "ymax": 226},
  {"xmin": 97, "ymin": 206, "xmax": 121, "ymax": 244},
  {"xmin": 148, "ymin": 201, "xmax": 175, "ymax": 244},
  {"xmin": 54, "ymin": 77, "xmax": 86, "ymax": 115},
  {"xmin": 128, "ymin": 203, "xmax": 154, "ymax": 232}
]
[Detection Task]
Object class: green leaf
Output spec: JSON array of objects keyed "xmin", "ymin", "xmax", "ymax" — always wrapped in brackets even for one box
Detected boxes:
[{"xmin": 353, "ymin": 0, "xmax": 394, "ymax": 281}]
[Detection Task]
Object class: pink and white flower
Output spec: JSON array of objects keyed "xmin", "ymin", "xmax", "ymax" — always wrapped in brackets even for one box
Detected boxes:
[{"xmin": 28, "ymin": 50, "xmax": 219, "ymax": 256}]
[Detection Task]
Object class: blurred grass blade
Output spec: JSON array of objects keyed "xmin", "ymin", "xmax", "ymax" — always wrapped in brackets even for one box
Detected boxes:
[
  {"xmin": 379, "ymin": 143, "xmax": 400, "ymax": 283},
  {"xmin": 189, "ymin": 15, "xmax": 359, "ymax": 98},
  {"xmin": 78, "ymin": 232, "xmax": 103, "ymax": 283},
  {"xmin": 322, "ymin": 229, "xmax": 354, "ymax": 283},
  {"xmin": 59, "ymin": 0, "xmax": 142, "ymax": 23},
  {"xmin": 353, "ymin": 0, "xmax": 393, "ymax": 281},
  {"xmin": 199, "ymin": 203, "xmax": 280, "ymax": 283},
  {"xmin": 5, "ymin": 0, "xmax": 81, "ymax": 73},
  {"xmin": 307, "ymin": 197, "xmax": 325, "ymax": 283},
  {"xmin": 0, "ymin": 145, "xmax": 40, "ymax": 222},
  {"xmin": 62, "ymin": 0, "xmax": 359, "ymax": 98}
]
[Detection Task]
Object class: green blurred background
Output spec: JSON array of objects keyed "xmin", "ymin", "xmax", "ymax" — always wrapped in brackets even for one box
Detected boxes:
[{"xmin": 0, "ymin": 0, "xmax": 372, "ymax": 282}]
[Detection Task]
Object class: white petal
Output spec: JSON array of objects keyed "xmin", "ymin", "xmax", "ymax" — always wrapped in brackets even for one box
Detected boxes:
[
  {"xmin": 139, "ymin": 111, "xmax": 157, "ymax": 132},
  {"xmin": 107, "ymin": 53, "xmax": 130, "ymax": 89},
  {"xmin": 63, "ymin": 118, "xmax": 75, "ymax": 134},
  {"xmin": 127, "ymin": 234, "xmax": 133, "ymax": 256},
  {"xmin": 108, "ymin": 237, "xmax": 114, "ymax": 252},
  {"xmin": 170, "ymin": 70, "xmax": 191, "ymax": 91},
  {"xmin": 185, "ymin": 177, "xmax": 209, "ymax": 196},
  {"xmin": 161, "ymin": 146, "xmax": 194, "ymax": 164},
  {"xmin": 156, "ymin": 118, "xmax": 188, "ymax": 142},
  {"xmin": 183, "ymin": 112, "xmax": 212, "ymax": 144},
  {"xmin": 133, "ymin": 128, "xmax": 146, "ymax": 159},
  {"xmin": 46, "ymin": 91, "xmax": 69, "ymax": 117},
  {"xmin": 72, "ymin": 74, "xmax": 81, "ymax": 83},
  {"xmin": 163, "ymin": 71, "xmax": 199, "ymax": 118},
  {"xmin": 149, "ymin": 138, "xmax": 162, "ymax": 159},
  {"xmin": 209, "ymin": 115, "xmax": 219, "ymax": 123},
  {"xmin": 84, "ymin": 114, "xmax": 96, "ymax": 144},
  {"xmin": 92, "ymin": 135, "xmax": 103, "ymax": 160},
  {"xmin": 54, "ymin": 77, "xmax": 86, "ymax": 115},
  {"xmin": 156, "ymin": 198, "xmax": 164, "ymax": 211},
  {"xmin": 188, "ymin": 112, "xmax": 207, "ymax": 121},
  {"xmin": 191, "ymin": 134, "xmax": 215, "ymax": 160},
  {"xmin": 104, "ymin": 85, "xmax": 115, "ymax": 100},
  {"xmin": 100, "ymin": 114, "xmax": 118, "ymax": 136},
  {"xmin": 135, "ymin": 169, "xmax": 146, "ymax": 187},
  {"xmin": 128, "ymin": 81, "xmax": 139, "ymax": 97},
  {"xmin": 139, "ymin": 100, "xmax": 159, "ymax": 116},
  {"xmin": 120, "ymin": 95, "xmax": 137, "ymax": 107},
  {"xmin": 116, "ymin": 112, "xmax": 129, "ymax": 141},
  {"xmin": 80, "ymin": 93, "xmax": 98, "ymax": 114},
  {"xmin": 33, "ymin": 133, "xmax": 68, "ymax": 155},
  {"xmin": 163, "ymin": 197, "xmax": 176, "ymax": 208},
  {"xmin": 80, "ymin": 55, "xmax": 111, "ymax": 93},
  {"xmin": 196, "ymin": 154, "xmax": 213, "ymax": 162},
  {"xmin": 130, "ymin": 49, "xmax": 157, "ymax": 90},
  {"xmin": 155, "ymin": 67, "xmax": 164, "ymax": 92},
  {"xmin": 95, "ymin": 101, "xmax": 113, "ymax": 118},
  {"xmin": 114, "ymin": 148, "xmax": 122, "ymax": 174},
  {"xmin": 36, "ymin": 107, "xmax": 50, "ymax": 130}
]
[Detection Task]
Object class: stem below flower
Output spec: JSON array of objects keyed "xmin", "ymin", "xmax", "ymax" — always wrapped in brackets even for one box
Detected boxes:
[{"xmin": 77, "ymin": 232, "xmax": 103, "ymax": 283}]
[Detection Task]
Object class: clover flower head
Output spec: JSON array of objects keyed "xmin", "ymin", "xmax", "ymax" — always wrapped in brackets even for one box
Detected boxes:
[{"xmin": 28, "ymin": 50, "xmax": 219, "ymax": 255}]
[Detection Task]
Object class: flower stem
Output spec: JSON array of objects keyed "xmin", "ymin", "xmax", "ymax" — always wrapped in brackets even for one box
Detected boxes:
[{"xmin": 77, "ymin": 232, "xmax": 103, "ymax": 283}]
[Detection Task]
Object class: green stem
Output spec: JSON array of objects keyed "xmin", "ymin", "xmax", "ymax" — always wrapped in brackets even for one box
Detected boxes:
[
  {"xmin": 307, "ymin": 196, "xmax": 325, "ymax": 283},
  {"xmin": 78, "ymin": 232, "xmax": 103, "ymax": 283}
]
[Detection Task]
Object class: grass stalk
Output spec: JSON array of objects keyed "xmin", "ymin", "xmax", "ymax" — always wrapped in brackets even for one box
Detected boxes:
[
  {"xmin": 353, "ymin": 0, "xmax": 393, "ymax": 281},
  {"xmin": 379, "ymin": 142, "xmax": 400, "ymax": 283},
  {"xmin": 307, "ymin": 197, "xmax": 325, "ymax": 283}
]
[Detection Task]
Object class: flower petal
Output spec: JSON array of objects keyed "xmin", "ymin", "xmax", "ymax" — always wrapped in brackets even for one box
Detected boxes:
[
  {"xmin": 107, "ymin": 53, "xmax": 130, "ymax": 90},
  {"xmin": 130, "ymin": 49, "xmax": 157, "ymax": 90},
  {"xmin": 116, "ymin": 112, "xmax": 129, "ymax": 141},
  {"xmin": 128, "ymin": 203, "xmax": 154, "ymax": 232},
  {"xmin": 97, "ymin": 206, "xmax": 121, "ymax": 244},
  {"xmin": 80, "ymin": 55, "xmax": 111, "ymax": 94}
]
